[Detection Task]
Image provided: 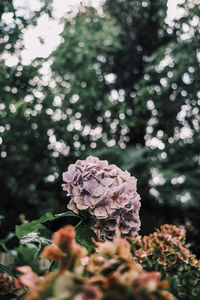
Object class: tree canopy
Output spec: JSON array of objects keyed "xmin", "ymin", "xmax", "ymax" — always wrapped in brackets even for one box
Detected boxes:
[{"xmin": 0, "ymin": 0, "xmax": 199, "ymax": 255}]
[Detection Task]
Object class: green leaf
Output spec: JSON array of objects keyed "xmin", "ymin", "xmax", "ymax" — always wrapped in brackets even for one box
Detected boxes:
[
  {"xmin": 12, "ymin": 228, "xmax": 52, "ymax": 269},
  {"xmin": 54, "ymin": 212, "xmax": 80, "ymax": 219},
  {"xmin": 16, "ymin": 222, "xmax": 46, "ymax": 240},
  {"xmin": 17, "ymin": 245, "xmax": 38, "ymax": 265},
  {"xmin": 15, "ymin": 211, "xmax": 80, "ymax": 239},
  {"xmin": 75, "ymin": 223, "xmax": 96, "ymax": 253},
  {"xmin": 15, "ymin": 212, "xmax": 81, "ymax": 268},
  {"xmin": 0, "ymin": 233, "xmax": 15, "ymax": 252},
  {"xmin": 0, "ymin": 263, "xmax": 16, "ymax": 279}
]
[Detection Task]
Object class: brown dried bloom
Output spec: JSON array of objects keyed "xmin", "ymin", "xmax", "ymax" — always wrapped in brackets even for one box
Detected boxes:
[
  {"xmin": 62, "ymin": 156, "xmax": 141, "ymax": 240},
  {"xmin": 15, "ymin": 225, "xmax": 174, "ymax": 300},
  {"xmin": 129, "ymin": 224, "xmax": 200, "ymax": 298},
  {"xmin": 15, "ymin": 266, "xmax": 39, "ymax": 290},
  {"xmin": 87, "ymin": 234, "xmax": 174, "ymax": 300},
  {"xmin": 41, "ymin": 225, "xmax": 87, "ymax": 273}
]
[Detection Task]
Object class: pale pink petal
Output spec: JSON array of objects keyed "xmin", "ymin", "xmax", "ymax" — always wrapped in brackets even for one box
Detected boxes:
[
  {"xmin": 93, "ymin": 186, "xmax": 105, "ymax": 197},
  {"xmin": 94, "ymin": 207, "xmax": 108, "ymax": 219},
  {"xmin": 86, "ymin": 156, "xmax": 99, "ymax": 164},
  {"xmin": 105, "ymin": 206, "xmax": 115, "ymax": 215},
  {"xmin": 68, "ymin": 164, "xmax": 76, "ymax": 172},
  {"xmin": 124, "ymin": 182, "xmax": 136, "ymax": 194},
  {"xmin": 73, "ymin": 195, "xmax": 83, "ymax": 204},
  {"xmin": 83, "ymin": 194, "xmax": 91, "ymax": 206},
  {"xmin": 84, "ymin": 178, "xmax": 98, "ymax": 191},
  {"xmin": 109, "ymin": 201, "xmax": 121, "ymax": 209},
  {"xmin": 62, "ymin": 171, "xmax": 75, "ymax": 183},
  {"xmin": 117, "ymin": 193, "xmax": 129, "ymax": 206},
  {"xmin": 16, "ymin": 266, "xmax": 39, "ymax": 289},
  {"xmin": 101, "ymin": 177, "xmax": 113, "ymax": 186},
  {"xmin": 62, "ymin": 183, "xmax": 68, "ymax": 191},
  {"xmin": 76, "ymin": 202, "xmax": 88, "ymax": 210},
  {"xmin": 67, "ymin": 200, "xmax": 79, "ymax": 214},
  {"xmin": 73, "ymin": 186, "xmax": 81, "ymax": 195}
]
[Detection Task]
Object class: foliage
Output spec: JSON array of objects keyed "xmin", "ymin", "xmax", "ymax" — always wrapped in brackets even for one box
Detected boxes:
[
  {"xmin": 1, "ymin": 151, "xmax": 199, "ymax": 298},
  {"xmin": 1, "ymin": 209, "xmax": 200, "ymax": 299},
  {"xmin": 15, "ymin": 212, "xmax": 79, "ymax": 239},
  {"xmin": 0, "ymin": 4, "xmax": 121, "ymax": 238},
  {"xmin": 103, "ymin": 0, "xmax": 171, "ymax": 145},
  {"xmin": 130, "ymin": 224, "xmax": 200, "ymax": 298},
  {"xmin": 8, "ymin": 210, "xmax": 96, "ymax": 277},
  {"xmin": 0, "ymin": 0, "xmax": 58, "ymax": 239},
  {"xmin": 0, "ymin": 0, "xmax": 200, "ymax": 273}
]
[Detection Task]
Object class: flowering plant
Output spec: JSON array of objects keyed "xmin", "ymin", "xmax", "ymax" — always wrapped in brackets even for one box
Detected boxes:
[
  {"xmin": 129, "ymin": 224, "xmax": 200, "ymax": 298},
  {"xmin": 15, "ymin": 225, "xmax": 174, "ymax": 300},
  {"xmin": 1, "ymin": 156, "xmax": 200, "ymax": 299},
  {"xmin": 62, "ymin": 156, "xmax": 141, "ymax": 240}
]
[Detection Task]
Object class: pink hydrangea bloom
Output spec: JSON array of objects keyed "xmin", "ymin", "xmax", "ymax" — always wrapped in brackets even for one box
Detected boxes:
[{"xmin": 62, "ymin": 156, "xmax": 141, "ymax": 240}]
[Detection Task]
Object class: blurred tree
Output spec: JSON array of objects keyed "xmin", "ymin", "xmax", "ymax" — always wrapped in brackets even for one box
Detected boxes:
[
  {"xmin": 99, "ymin": 0, "xmax": 200, "ymax": 254},
  {"xmin": 0, "ymin": 0, "xmax": 55, "ymax": 237},
  {"xmin": 0, "ymin": 4, "xmax": 121, "ymax": 236},
  {"xmin": 137, "ymin": 0, "xmax": 200, "ymax": 253},
  {"xmin": 103, "ymin": 0, "xmax": 173, "ymax": 145},
  {"xmin": 98, "ymin": 0, "xmax": 175, "ymax": 239},
  {"xmin": 0, "ymin": 0, "xmax": 199, "ymax": 256},
  {"xmin": 49, "ymin": 6, "xmax": 121, "ymax": 151},
  {"xmin": 49, "ymin": 0, "xmax": 173, "ymax": 211}
]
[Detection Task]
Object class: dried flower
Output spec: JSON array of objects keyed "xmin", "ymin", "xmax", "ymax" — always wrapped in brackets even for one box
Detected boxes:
[
  {"xmin": 87, "ymin": 232, "xmax": 174, "ymax": 300},
  {"xmin": 15, "ymin": 225, "xmax": 174, "ymax": 300},
  {"xmin": 16, "ymin": 269, "xmax": 57, "ymax": 300},
  {"xmin": 41, "ymin": 225, "xmax": 87, "ymax": 273},
  {"xmin": 15, "ymin": 266, "xmax": 39, "ymax": 290},
  {"xmin": 62, "ymin": 156, "xmax": 141, "ymax": 240},
  {"xmin": 129, "ymin": 224, "xmax": 200, "ymax": 298}
]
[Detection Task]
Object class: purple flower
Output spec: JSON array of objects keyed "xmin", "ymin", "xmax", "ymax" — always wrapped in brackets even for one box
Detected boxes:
[{"xmin": 62, "ymin": 156, "xmax": 141, "ymax": 240}]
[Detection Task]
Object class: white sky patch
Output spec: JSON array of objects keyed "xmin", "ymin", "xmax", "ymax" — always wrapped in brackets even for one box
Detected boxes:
[
  {"xmin": 1, "ymin": 0, "xmax": 182, "ymax": 66},
  {"xmin": 53, "ymin": 0, "xmax": 104, "ymax": 18},
  {"xmin": 1, "ymin": 12, "xmax": 15, "ymax": 25},
  {"xmin": 104, "ymin": 73, "xmax": 117, "ymax": 84},
  {"xmin": 21, "ymin": 14, "xmax": 63, "ymax": 65},
  {"xmin": 171, "ymin": 175, "xmax": 185, "ymax": 185},
  {"xmin": 165, "ymin": 0, "xmax": 185, "ymax": 25},
  {"xmin": 14, "ymin": 0, "xmax": 105, "ymax": 65},
  {"xmin": 180, "ymin": 126, "xmax": 193, "ymax": 139},
  {"xmin": 150, "ymin": 168, "xmax": 166, "ymax": 186},
  {"xmin": 196, "ymin": 50, "xmax": 200, "ymax": 62},
  {"xmin": 182, "ymin": 72, "xmax": 192, "ymax": 85},
  {"xmin": 13, "ymin": 0, "xmax": 43, "ymax": 20},
  {"xmin": 156, "ymin": 54, "xmax": 173, "ymax": 72},
  {"xmin": 180, "ymin": 191, "xmax": 191, "ymax": 203},
  {"xmin": 146, "ymin": 137, "xmax": 165, "ymax": 150},
  {"xmin": 2, "ymin": 52, "xmax": 19, "ymax": 67}
]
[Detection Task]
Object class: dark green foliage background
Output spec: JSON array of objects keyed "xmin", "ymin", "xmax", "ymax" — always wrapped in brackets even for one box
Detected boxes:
[{"xmin": 0, "ymin": 0, "xmax": 199, "ymax": 255}]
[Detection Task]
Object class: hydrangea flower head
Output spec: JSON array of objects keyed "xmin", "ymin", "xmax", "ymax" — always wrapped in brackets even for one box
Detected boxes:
[{"xmin": 62, "ymin": 156, "xmax": 141, "ymax": 240}]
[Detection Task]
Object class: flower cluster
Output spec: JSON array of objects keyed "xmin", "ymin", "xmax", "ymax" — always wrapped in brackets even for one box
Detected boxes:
[
  {"xmin": 15, "ymin": 225, "xmax": 174, "ymax": 300},
  {"xmin": 129, "ymin": 224, "xmax": 200, "ymax": 298},
  {"xmin": 41, "ymin": 225, "xmax": 87, "ymax": 274},
  {"xmin": 62, "ymin": 156, "xmax": 141, "ymax": 240}
]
